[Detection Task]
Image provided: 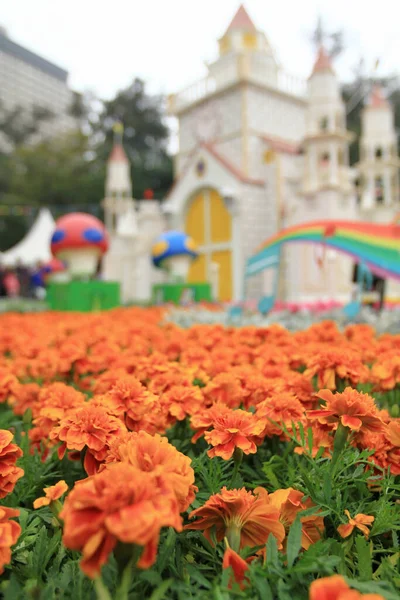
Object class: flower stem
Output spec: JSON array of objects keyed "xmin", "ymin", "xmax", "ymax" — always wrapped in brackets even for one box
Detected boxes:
[
  {"xmin": 49, "ymin": 500, "xmax": 63, "ymax": 527},
  {"xmin": 94, "ymin": 578, "xmax": 113, "ymax": 600},
  {"xmin": 226, "ymin": 525, "xmax": 241, "ymax": 553},
  {"xmin": 114, "ymin": 543, "xmax": 142, "ymax": 600},
  {"xmin": 331, "ymin": 423, "xmax": 349, "ymax": 473},
  {"xmin": 115, "ymin": 559, "xmax": 135, "ymax": 600},
  {"xmin": 230, "ymin": 448, "xmax": 243, "ymax": 487}
]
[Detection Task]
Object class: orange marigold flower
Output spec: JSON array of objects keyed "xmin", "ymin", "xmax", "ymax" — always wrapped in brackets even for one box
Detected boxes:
[
  {"xmin": 0, "ymin": 507, "xmax": 21, "ymax": 575},
  {"xmin": 371, "ymin": 356, "xmax": 400, "ymax": 391},
  {"xmin": 161, "ymin": 384, "xmax": 204, "ymax": 421},
  {"xmin": 0, "ymin": 430, "xmax": 24, "ymax": 499},
  {"xmin": 236, "ymin": 372, "xmax": 278, "ymax": 409},
  {"xmin": 358, "ymin": 430, "xmax": 400, "ymax": 476},
  {"xmin": 29, "ymin": 383, "xmax": 86, "ymax": 458},
  {"xmin": 309, "ymin": 574, "xmax": 384, "ymax": 600},
  {"xmin": 190, "ymin": 402, "xmax": 232, "ymax": 443},
  {"xmin": 186, "ymin": 486, "xmax": 285, "ymax": 551},
  {"xmin": 60, "ymin": 463, "xmax": 182, "ymax": 578},
  {"xmin": 222, "ymin": 546, "xmax": 249, "ymax": 590},
  {"xmin": 304, "ymin": 348, "xmax": 369, "ymax": 391},
  {"xmin": 92, "ymin": 368, "xmax": 130, "ymax": 394},
  {"xmin": 256, "ymin": 393, "xmax": 306, "ymax": 438},
  {"xmin": 106, "ymin": 375, "xmax": 160, "ymax": 431},
  {"xmin": 337, "ymin": 510, "xmax": 374, "ymax": 539},
  {"xmin": 386, "ymin": 420, "xmax": 400, "ymax": 447},
  {"xmin": 7, "ymin": 382, "xmax": 41, "ymax": 416},
  {"xmin": 33, "ymin": 480, "xmax": 68, "ymax": 509},
  {"xmin": 202, "ymin": 373, "xmax": 246, "ymax": 409},
  {"xmin": 0, "ymin": 368, "xmax": 18, "ymax": 403},
  {"xmin": 267, "ymin": 487, "xmax": 324, "ymax": 550},
  {"xmin": 50, "ymin": 404, "xmax": 126, "ymax": 475},
  {"xmin": 104, "ymin": 431, "xmax": 197, "ymax": 511},
  {"xmin": 204, "ymin": 408, "xmax": 266, "ymax": 460},
  {"xmin": 308, "ymin": 388, "xmax": 384, "ymax": 434}
]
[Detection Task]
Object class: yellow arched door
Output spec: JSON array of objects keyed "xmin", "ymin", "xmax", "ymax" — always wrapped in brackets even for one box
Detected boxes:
[{"xmin": 185, "ymin": 189, "xmax": 233, "ymax": 301}]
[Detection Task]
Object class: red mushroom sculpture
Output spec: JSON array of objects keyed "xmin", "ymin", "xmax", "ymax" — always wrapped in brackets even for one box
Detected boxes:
[{"xmin": 50, "ymin": 213, "xmax": 109, "ymax": 278}]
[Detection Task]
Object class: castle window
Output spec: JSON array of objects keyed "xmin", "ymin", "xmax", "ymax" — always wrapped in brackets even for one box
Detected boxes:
[
  {"xmin": 243, "ymin": 33, "xmax": 257, "ymax": 50},
  {"xmin": 354, "ymin": 178, "xmax": 361, "ymax": 204},
  {"xmin": 391, "ymin": 174, "xmax": 398, "ymax": 203},
  {"xmin": 375, "ymin": 147, "xmax": 383, "ymax": 159},
  {"xmin": 355, "ymin": 177, "xmax": 363, "ymax": 205},
  {"xmin": 319, "ymin": 116, "xmax": 329, "ymax": 131},
  {"xmin": 375, "ymin": 177, "xmax": 384, "ymax": 203},
  {"xmin": 320, "ymin": 152, "xmax": 330, "ymax": 164}
]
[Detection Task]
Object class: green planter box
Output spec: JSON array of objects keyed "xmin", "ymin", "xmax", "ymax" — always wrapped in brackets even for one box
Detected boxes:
[
  {"xmin": 47, "ymin": 281, "xmax": 120, "ymax": 312},
  {"xmin": 152, "ymin": 283, "xmax": 212, "ymax": 305}
]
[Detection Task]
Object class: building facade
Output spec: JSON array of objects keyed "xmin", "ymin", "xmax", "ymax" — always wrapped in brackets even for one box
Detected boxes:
[
  {"xmin": 104, "ymin": 5, "xmax": 400, "ymax": 304},
  {"xmin": 0, "ymin": 26, "xmax": 77, "ymax": 144}
]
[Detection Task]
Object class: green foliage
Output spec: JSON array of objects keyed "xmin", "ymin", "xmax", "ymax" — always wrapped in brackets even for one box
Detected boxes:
[
  {"xmin": 0, "ymin": 78, "xmax": 173, "ymax": 244},
  {"xmin": 0, "ymin": 395, "xmax": 399, "ymax": 600}
]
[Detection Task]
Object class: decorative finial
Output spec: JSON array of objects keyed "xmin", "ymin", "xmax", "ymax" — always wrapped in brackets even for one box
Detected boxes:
[{"xmin": 113, "ymin": 121, "xmax": 124, "ymax": 144}]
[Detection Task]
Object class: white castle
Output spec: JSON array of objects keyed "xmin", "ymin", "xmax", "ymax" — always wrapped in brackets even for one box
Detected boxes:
[{"xmin": 103, "ymin": 5, "xmax": 400, "ymax": 305}]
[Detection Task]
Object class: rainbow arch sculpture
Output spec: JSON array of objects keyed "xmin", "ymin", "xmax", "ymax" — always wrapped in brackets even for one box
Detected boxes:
[
  {"xmin": 245, "ymin": 220, "xmax": 400, "ymax": 281},
  {"xmin": 244, "ymin": 220, "xmax": 400, "ymax": 313}
]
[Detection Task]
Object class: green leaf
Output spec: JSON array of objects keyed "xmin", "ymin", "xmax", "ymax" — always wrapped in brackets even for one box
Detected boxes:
[
  {"xmin": 355, "ymin": 536, "xmax": 372, "ymax": 581},
  {"xmin": 148, "ymin": 578, "xmax": 173, "ymax": 600},
  {"xmin": 277, "ymin": 578, "xmax": 293, "ymax": 600},
  {"xmin": 266, "ymin": 534, "xmax": 279, "ymax": 569},
  {"xmin": 251, "ymin": 574, "xmax": 273, "ymax": 600},
  {"xmin": 262, "ymin": 463, "xmax": 280, "ymax": 490},
  {"xmin": 286, "ymin": 518, "xmax": 302, "ymax": 568},
  {"xmin": 157, "ymin": 527, "xmax": 176, "ymax": 573},
  {"xmin": 307, "ymin": 427, "xmax": 314, "ymax": 454}
]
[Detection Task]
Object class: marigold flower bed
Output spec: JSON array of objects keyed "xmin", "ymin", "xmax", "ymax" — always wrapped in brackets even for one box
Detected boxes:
[{"xmin": 0, "ymin": 308, "xmax": 399, "ymax": 599}]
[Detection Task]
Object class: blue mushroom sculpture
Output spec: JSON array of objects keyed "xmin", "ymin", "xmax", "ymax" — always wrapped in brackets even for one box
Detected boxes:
[{"xmin": 152, "ymin": 231, "xmax": 198, "ymax": 282}]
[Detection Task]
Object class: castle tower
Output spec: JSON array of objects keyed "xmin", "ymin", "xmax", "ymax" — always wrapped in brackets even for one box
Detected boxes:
[
  {"xmin": 357, "ymin": 85, "xmax": 400, "ymax": 214},
  {"xmin": 103, "ymin": 123, "xmax": 134, "ymax": 235},
  {"xmin": 165, "ymin": 5, "xmax": 307, "ymax": 301},
  {"xmin": 215, "ymin": 4, "xmax": 278, "ymax": 88},
  {"xmin": 167, "ymin": 4, "xmax": 305, "ymax": 180},
  {"xmin": 287, "ymin": 47, "xmax": 356, "ymax": 303},
  {"xmin": 302, "ymin": 47, "xmax": 353, "ymax": 198}
]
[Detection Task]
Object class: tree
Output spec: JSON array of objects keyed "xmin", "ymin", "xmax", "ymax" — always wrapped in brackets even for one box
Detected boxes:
[
  {"xmin": 0, "ymin": 131, "xmax": 104, "ymax": 251},
  {"xmin": 310, "ymin": 16, "xmax": 344, "ymax": 58},
  {"xmin": 8, "ymin": 131, "xmax": 104, "ymax": 209},
  {"xmin": 0, "ymin": 100, "xmax": 54, "ymax": 149},
  {"xmin": 95, "ymin": 78, "xmax": 173, "ymax": 198}
]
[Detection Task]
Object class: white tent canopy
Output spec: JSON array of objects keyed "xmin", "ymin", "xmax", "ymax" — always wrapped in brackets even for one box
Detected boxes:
[{"xmin": 0, "ymin": 208, "xmax": 55, "ymax": 267}]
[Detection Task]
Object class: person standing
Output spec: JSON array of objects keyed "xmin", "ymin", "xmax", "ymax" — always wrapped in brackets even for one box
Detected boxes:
[{"xmin": 3, "ymin": 268, "xmax": 20, "ymax": 298}]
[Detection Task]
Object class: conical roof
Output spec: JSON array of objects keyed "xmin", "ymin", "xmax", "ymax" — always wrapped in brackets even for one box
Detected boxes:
[
  {"xmin": 368, "ymin": 84, "xmax": 389, "ymax": 109},
  {"xmin": 108, "ymin": 144, "xmax": 129, "ymax": 163},
  {"xmin": 311, "ymin": 46, "xmax": 334, "ymax": 76},
  {"xmin": 225, "ymin": 4, "xmax": 257, "ymax": 33}
]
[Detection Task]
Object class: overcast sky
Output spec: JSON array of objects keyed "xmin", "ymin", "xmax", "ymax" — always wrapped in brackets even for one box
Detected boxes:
[{"xmin": 1, "ymin": 0, "xmax": 400, "ymax": 100}]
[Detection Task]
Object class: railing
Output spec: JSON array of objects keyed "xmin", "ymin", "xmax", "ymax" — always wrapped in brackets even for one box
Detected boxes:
[
  {"xmin": 169, "ymin": 54, "xmax": 306, "ymax": 114},
  {"xmin": 277, "ymin": 71, "xmax": 307, "ymax": 99}
]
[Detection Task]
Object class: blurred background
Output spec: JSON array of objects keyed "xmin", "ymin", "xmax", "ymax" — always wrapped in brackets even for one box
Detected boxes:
[{"xmin": 0, "ymin": 0, "xmax": 399, "ymax": 305}]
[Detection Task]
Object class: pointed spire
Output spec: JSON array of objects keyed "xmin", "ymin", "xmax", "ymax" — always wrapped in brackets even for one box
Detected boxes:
[
  {"xmin": 225, "ymin": 4, "xmax": 257, "ymax": 33},
  {"xmin": 108, "ymin": 121, "xmax": 129, "ymax": 163},
  {"xmin": 311, "ymin": 46, "xmax": 334, "ymax": 76},
  {"xmin": 108, "ymin": 145, "xmax": 128, "ymax": 163},
  {"xmin": 368, "ymin": 84, "xmax": 389, "ymax": 109}
]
